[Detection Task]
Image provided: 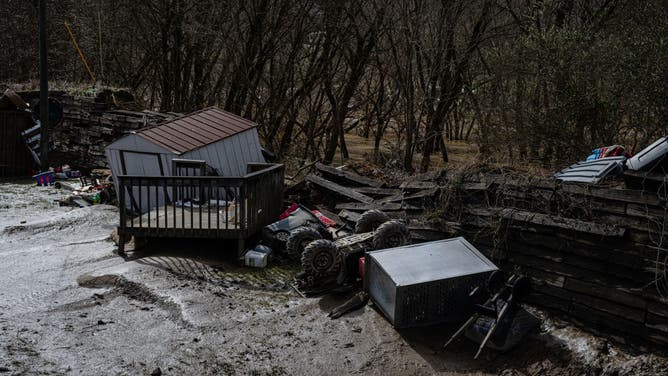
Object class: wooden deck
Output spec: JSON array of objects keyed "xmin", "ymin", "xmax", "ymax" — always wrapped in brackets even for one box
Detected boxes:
[
  {"xmin": 116, "ymin": 163, "xmax": 284, "ymax": 255},
  {"xmin": 127, "ymin": 202, "xmax": 243, "ymax": 230}
]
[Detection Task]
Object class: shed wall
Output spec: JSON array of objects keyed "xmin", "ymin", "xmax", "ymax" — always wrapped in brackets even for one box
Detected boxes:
[
  {"xmin": 181, "ymin": 128, "xmax": 264, "ymax": 176},
  {"xmin": 106, "ymin": 134, "xmax": 176, "ymax": 213}
]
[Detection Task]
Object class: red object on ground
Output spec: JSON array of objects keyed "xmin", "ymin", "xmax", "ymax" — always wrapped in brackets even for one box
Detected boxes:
[
  {"xmin": 311, "ymin": 210, "xmax": 336, "ymax": 228},
  {"xmin": 358, "ymin": 256, "xmax": 366, "ymax": 279},
  {"xmin": 278, "ymin": 203, "xmax": 299, "ymax": 220}
]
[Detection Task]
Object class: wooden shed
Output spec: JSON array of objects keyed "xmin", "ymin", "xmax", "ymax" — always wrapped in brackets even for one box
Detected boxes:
[
  {"xmin": 93, "ymin": 106, "xmax": 282, "ymax": 257},
  {"xmin": 105, "ymin": 107, "xmax": 266, "ymax": 212}
]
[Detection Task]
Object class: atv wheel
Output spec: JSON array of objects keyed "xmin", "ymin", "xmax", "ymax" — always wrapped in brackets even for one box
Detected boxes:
[
  {"xmin": 286, "ymin": 226, "xmax": 323, "ymax": 257},
  {"xmin": 301, "ymin": 239, "xmax": 341, "ymax": 277},
  {"xmin": 355, "ymin": 210, "xmax": 391, "ymax": 233},
  {"xmin": 372, "ymin": 220, "xmax": 409, "ymax": 250}
]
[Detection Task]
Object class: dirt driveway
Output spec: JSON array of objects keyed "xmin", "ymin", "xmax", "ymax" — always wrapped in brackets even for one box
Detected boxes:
[{"xmin": 0, "ymin": 181, "xmax": 666, "ymax": 375}]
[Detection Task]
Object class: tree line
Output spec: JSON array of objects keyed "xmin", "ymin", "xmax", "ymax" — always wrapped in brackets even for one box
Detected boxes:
[{"xmin": 1, "ymin": 0, "xmax": 666, "ymax": 170}]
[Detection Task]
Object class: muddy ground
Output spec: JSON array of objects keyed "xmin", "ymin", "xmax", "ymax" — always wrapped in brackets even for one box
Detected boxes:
[{"xmin": 1, "ymin": 181, "xmax": 667, "ymax": 375}]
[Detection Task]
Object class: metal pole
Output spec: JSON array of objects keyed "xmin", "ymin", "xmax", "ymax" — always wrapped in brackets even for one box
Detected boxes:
[{"xmin": 38, "ymin": 0, "xmax": 49, "ymax": 170}]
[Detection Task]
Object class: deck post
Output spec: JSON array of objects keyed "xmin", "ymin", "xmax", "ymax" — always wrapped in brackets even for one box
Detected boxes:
[
  {"xmin": 237, "ymin": 238, "xmax": 246, "ymax": 261},
  {"xmin": 118, "ymin": 175, "xmax": 127, "ymax": 258},
  {"xmin": 118, "ymin": 232, "xmax": 126, "ymax": 258}
]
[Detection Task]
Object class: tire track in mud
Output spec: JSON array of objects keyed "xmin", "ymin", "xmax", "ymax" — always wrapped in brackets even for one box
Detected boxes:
[
  {"xmin": 133, "ymin": 255, "xmax": 300, "ymax": 292},
  {"xmin": 72, "ymin": 274, "xmax": 193, "ymax": 329}
]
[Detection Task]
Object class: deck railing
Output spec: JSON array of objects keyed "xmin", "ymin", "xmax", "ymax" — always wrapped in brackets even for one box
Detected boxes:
[{"xmin": 116, "ymin": 163, "xmax": 284, "ymax": 239}]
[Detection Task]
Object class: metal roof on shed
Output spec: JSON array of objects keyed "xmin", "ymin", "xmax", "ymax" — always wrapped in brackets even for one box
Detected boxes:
[{"xmin": 136, "ymin": 107, "xmax": 256, "ymax": 154}]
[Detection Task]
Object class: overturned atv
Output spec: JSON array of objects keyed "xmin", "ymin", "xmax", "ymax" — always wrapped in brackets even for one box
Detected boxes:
[{"xmin": 294, "ymin": 210, "xmax": 410, "ymax": 292}]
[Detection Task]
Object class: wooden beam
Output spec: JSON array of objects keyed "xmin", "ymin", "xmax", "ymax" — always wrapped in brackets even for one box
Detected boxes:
[
  {"xmin": 399, "ymin": 181, "xmax": 437, "ymax": 190},
  {"xmin": 353, "ymin": 187, "xmax": 402, "ymax": 196},
  {"xmin": 381, "ymin": 188, "xmax": 438, "ymax": 203},
  {"xmin": 335, "ymin": 202, "xmax": 403, "ymax": 211},
  {"xmin": 500, "ymin": 209, "xmax": 626, "ymax": 237},
  {"xmin": 315, "ymin": 163, "xmax": 383, "ymax": 188},
  {"xmin": 337, "ymin": 209, "xmax": 361, "ymax": 223},
  {"xmin": 306, "ymin": 174, "xmax": 374, "ymax": 203}
]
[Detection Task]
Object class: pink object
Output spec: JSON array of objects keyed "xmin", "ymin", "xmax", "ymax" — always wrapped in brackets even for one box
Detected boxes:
[
  {"xmin": 278, "ymin": 203, "xmax": 299, "ymax": 220},
  {"xmin": 312, "ymin": 210, "xmax": 336, "ymax": 228}
]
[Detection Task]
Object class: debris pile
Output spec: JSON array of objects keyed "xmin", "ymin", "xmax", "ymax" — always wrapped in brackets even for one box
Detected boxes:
[
  {"xmin": 295, "ymin": 163, "xmax": 456, "ymax": 242},
  {"xmin": 554, "ymin": 136, "xmax": 668, "ymax": 191},
  {"xmin": 290, "ymin": 160, "xmax": 668, "ymax": 349},
  {"xmin": 444, "ymin": 171, "xmax": 668, "ymax": 348},
  {"xmin": 52, "ymin": 168, "xmax": 115, "ymax": 207}
]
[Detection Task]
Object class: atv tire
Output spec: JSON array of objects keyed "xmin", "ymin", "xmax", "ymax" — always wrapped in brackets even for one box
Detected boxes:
[
  {"xmin": 355, "ymin": 210, "xmax": 391, "ymax": 233},
  {"xmin": 286, "ymin": 226, "xmax": 323, "ymax": 257},
  {"xmin": 372, "ymin": 220, "xmax": 409, "ymax": 250},
  {"xmin": 301, "ymin": 239, "xmax": 341, "ymax": 277}
]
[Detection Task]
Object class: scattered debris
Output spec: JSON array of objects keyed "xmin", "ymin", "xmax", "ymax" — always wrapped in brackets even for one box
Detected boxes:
[
  {"xmin": 305, "ymin": 174, "xmax": 375, "ymax": 203},
  {"xmin": 329, "ymin": 292, "xmax": 369, "ymax": 319},
  {"xmin": 626, "ymin": 135, "xmax": 668, "ymax": 172},
  {"xmin": 553, "ymin": 156, "xmax": 627, "ymax": 184},
  {"xmin": 263, "ymin": 204, "xmax": 332, "ymax": 253},
  {"xmin": 444, "ymin": 272, "xmax": 536, "ymax": 359}
]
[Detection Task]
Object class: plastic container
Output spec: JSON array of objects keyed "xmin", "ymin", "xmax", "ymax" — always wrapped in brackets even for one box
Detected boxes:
[
  {"xmin": 245, "ymin": 250, "xmax": 268, "ymax": 268},
  {"xmin": 626, "ymin": 136, "xmax": 668, "ymax": 171},
  {"xmin": 33, "ymin": 171, "xmax": 55, "ymax": 186},
  {"xmin": 254, "ymin": 245, "xmax": 273, "ymax": 261}
]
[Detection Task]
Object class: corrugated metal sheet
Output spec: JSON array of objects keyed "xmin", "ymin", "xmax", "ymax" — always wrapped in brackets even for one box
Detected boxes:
[
  {"xmin": 137, "ymin": 107, "xmax": 256, "ymax": 155},
  {"xmin": 554, "ymin": 156, "xmax": 626, "ymax": 184}
]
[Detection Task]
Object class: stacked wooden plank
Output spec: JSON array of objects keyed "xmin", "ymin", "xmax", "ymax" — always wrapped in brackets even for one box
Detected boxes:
[
  {"xmin": 303, "ymin": 163, "xmax": 452, "ymax": 241},
  {"xmin": 51, "ymin": 95, "xmax": 176, "ymax": 169},
  {"xmin": 449, "ymin": 174, "xmax": 668, "ymax": 348}
]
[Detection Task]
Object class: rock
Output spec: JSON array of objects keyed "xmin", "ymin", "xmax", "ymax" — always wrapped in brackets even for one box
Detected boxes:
[{"xmin": 150, "ymin": 367, "xmax": 162, "ymax": 376}]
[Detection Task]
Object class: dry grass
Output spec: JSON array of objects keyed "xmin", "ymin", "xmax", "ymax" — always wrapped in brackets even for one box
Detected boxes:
[{"xmin": 331, "ymin": 133, "xmax": 480, "ymax": 171}]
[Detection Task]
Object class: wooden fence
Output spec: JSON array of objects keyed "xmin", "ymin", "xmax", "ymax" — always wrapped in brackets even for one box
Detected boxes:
[{"xmin": 116, "ymin": 163, "xmax": 284, "ymax": 255}]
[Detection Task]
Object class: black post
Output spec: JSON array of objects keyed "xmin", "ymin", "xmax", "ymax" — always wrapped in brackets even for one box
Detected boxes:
[{"xmin": 38, "ymin": 0, "xmax": 49, "ymax": 170}]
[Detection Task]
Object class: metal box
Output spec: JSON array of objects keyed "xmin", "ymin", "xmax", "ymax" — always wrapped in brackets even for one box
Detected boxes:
[
  {"xmin": 626, "ymin": 135, "xmax": 668, "ymax": 172},
  {"xmin": 364, "ymin": 237, "xmax": 498, "ymax": 328}
]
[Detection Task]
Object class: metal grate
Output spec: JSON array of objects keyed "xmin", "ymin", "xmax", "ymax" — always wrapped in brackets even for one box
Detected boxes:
[{"xmin": 396, "ymin": 274, "xmax": 484, "ymax": 327}]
